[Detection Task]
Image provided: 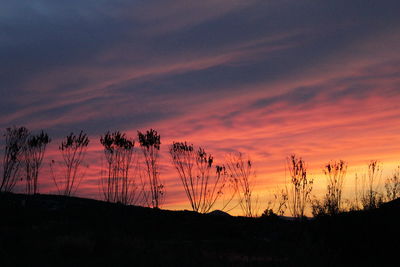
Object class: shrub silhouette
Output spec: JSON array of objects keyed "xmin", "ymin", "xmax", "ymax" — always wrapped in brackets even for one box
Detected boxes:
[
  {"xmin": 265, "ymin": 188, "xmax": 288, "ymax": 216},
  {"xmin": 51, "ymin": 131, "xmax": 89, "ymax": 196},
  {"xmin": 170, "ymin": 142, "xmax": 233, "ymax": 213},
  {"xmin": 138, "ymin": 129, "xmax": 163, "ymax": 208},
  {"xmin": 261, "ymin": 208, "xmax": 278, "ymax": 218},
  {"xmin": 100, "ymin": 131, "xmax": 140, "ymax": 205},
  {"xmin": 225, "ymin": 152, "xmax": 258, "ymax": 217},
  {"xmin": 0, "ymin": 126, "xmax": 29, "ymax": 193},
  {"xmin": 384, "ymin": 165, "xmax": 400, "ymax": 201},
  {"xmin": 285, "ymin": 154, "xmax": 313, "ymax": 218},
  {"xmin": 23, "ymin": 130, "xmax": 51, "ymax": 194},
  {"xmin": 354, "ymin": 160, "xmax": 383, "ymax": 210},
  {"xmin": 312, "ymin": 160, "xmax": 347, "ymax": 216}
]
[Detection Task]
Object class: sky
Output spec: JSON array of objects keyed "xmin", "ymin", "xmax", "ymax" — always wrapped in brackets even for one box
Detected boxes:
[{"xmin": 1, "ymin": 0, "xmax": 400, "ymax": 214}]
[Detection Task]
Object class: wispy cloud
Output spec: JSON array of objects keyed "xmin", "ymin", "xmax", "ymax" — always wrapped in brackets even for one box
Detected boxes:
[{"xmin": 2, "ymin": 0, "xmax": 400, "ymax": 212}]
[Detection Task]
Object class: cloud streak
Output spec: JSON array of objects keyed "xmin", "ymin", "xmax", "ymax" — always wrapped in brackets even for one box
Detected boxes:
[{"xmin": 2, "ymin": 0, "xmax": 400, "ymax": 213}]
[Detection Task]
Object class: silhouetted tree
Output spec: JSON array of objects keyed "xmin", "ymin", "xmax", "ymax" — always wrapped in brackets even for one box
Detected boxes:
[
  {"xmin": 100, "ymin": 131, "xmax": 140, "ymax": 205},
  {"xmin": 384, "ymin": 165, "xmax": 400, "ymax": 201},
  {"xmin": 170, "ymin": 142, "xmax": 232, "ymax": 213},
  {"xmin": 23, "ymin": 130, "xmax": 51, "ymax": 194},
  {"xmin": 286, "ymin": 154, "xmax": 313, "ymax": 218},
  {"xmin": 138, "ymin": 129, "xmax": 163, "ymax": 208},
  {"xmin": 1, "ymin": 126, "xmax": 29, "ymax": 192},
  {"xmin": 225, "ymin": 152, "xmax": 258, "ymax": 217},
  {"xmin": 51, "ymin": 131, "xmax": 89, "ymax": 196}
]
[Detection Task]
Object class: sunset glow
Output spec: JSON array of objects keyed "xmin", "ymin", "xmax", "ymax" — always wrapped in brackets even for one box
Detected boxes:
[{"xmin": 1, "ymin": 0, "xmax": 400, "ymax": 215}]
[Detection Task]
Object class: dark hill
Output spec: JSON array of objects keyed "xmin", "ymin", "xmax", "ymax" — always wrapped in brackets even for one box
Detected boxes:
[{"xmin": 0, "ymin": 193, "xmax": 399, "ymax": 266}]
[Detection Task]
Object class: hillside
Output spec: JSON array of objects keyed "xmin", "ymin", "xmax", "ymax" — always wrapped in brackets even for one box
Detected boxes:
[{"xmin": 1, "ymin": 193, "xmax": 399, "ymax": 266}]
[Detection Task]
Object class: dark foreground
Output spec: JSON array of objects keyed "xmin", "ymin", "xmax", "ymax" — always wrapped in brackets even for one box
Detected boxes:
[{"xmin": 0, "ymin": 193, "xmax": 399, "ymax": 266}]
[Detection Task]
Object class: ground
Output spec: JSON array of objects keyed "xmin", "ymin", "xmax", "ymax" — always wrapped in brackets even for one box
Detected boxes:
[{"xmin": 0, "ymin": 193, "xmax": 399, "ymax": 266}]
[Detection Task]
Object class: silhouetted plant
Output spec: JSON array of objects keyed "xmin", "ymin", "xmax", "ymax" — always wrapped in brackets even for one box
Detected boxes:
[
  {"xmin": 276, "ymin": 189, "xmax": 288, "ymax": 216},
  {"xmin": 261, "ymin": 208, "xmax": 278, "ymax": 218},
  {"xmin": 285, "ymin": 154, "xmax": 313, "ymax": 218},
  {"xmin": 342, "ymin": 198, "xmax": 359, "ymax": 212},
  {"xmin": 138, "ymin": 129, "xmax": 163, "ymax": 208},
  {"xmin": 170, "ymin": 142, "xmax": 233, "ymax": 213},
  {"xmin": 100, "ymin": 131, "xmax": 140, "ymax": 205},
  {"xmin": 311, "ymin": 198, "xmax": 325, "ymax": 217},
  {"xmin": 384, "ymin": 165, "xmax": 400, "ymax": 201},
  {"xmin": 324, "ymin": 160, "xmax": 347, "ymax": 214},
  {"xmin": 23, "ymin": 130, "xmax": 51, "ymax": 194},
  {"xmin": 265, "ymin": 188, "xmax": 288, "ymax": 216},
  {"xmin": 51, "ymin": 131, "xmax": 89, "ymax": 196},
  {"xmin": 225, "ymin": 152, "xmax": 258, "ymax": 217},
  {"xmin": 312, "ymin": 160, "xmax": 347, "ymax": 216},
  {"xmin": 1, "ymin": 126, "xmax": 30, "ymax": 192},
  {"xmin": 355, "ymin": 160, "xmax": 383, "ymax": 210}
]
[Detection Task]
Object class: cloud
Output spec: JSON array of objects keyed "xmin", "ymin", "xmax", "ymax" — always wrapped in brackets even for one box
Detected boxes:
[{"xmin": 2, "ymin": 0, "xmax": 400, "ymax": 213}]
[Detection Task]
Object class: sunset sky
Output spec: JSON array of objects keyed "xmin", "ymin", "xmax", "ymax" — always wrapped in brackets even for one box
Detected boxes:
[{"xmin": 1, "ymin": 0, "xmax": 400, "ymax": 214}]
